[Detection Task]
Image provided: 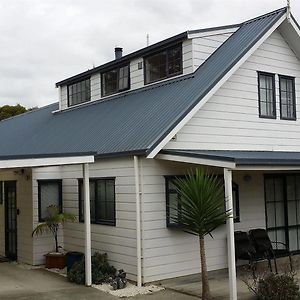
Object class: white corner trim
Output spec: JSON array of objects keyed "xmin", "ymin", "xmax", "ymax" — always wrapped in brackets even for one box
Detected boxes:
[
  {"xmin": 0, "ymin": 155, "xmax": 95, "ymax": 169},
  {"xmin": 156, "ymin": 154, "xmax": 236, "ymax": 169},
  {"xmin": 147, "ymin": 14, "xmax": 286, "ymax": 159},
  {"xmin": 290, "ymin": 17, "xmax": 300, "ymax": 37}
]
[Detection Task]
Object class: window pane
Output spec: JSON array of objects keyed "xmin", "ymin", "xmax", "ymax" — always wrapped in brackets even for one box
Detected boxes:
[
  {"xmin": 102, "ymin": 66, "xmax": 129, "ymax": 96},
  {"xmin": 259, "ymin": 73, "xmax": 275, "ymax": 117},
  {"xmin": 145, "ymin": 45, "xmax": 182, "ymax": 84},
  {"xmin": 289, "ymin": 228, "xmax": 298, "ymax": 251},
  {"xmin": 280, "ymin": 76, "xmax": 295, "ymax": 119},
  {"xmin": 39, "ymin": 181, "xmax": 61, "ymax": 221},
  {"xmin": 68, "ymin": 79, "xmax": 91, "ymax": 107},
  {"xmin": 266, "ymin": 202, "xmax": 275, "ymax": 228},
  {"xmin": 265, "ymin": 178, "xmax": 275, "ymax": 202}
]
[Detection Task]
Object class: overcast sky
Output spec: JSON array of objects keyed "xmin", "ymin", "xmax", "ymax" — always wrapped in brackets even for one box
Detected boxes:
[{"xmin": 0, "ymin": 0, "xmax": 298, "ymax": 108}]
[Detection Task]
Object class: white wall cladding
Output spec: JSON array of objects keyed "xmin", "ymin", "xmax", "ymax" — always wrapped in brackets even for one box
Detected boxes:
[
  {"xmin": 60, "ymin": 157, "xmax": 138, "ymax": 281},
  {"xmin": 130, "ymin": 58, "xmax": 144, "ymax": 90},
  {"xmin": 91, "ymin": 73, "xmax": 101, "ymax": 101},
  {"xmin": 192, "ymin": 32, "xmax": 233, "ymax": 70},
  {"xmin": 165, "ymin": 30, "xmax": 300, "ymax": 151},
  {"xmin": 59, "ymin": 86, "xmax": 68, "ymax": 110},
  {"xmin": 32, "ymin": 166, "xmax": 63, "ymax": 265},
  {"xmin": 0, "ymin": 170, "xmax": 33, "ymax": 264},
  {"xmin": 140, "ymin": 158, "xmax": 265, "ymax": 282}
]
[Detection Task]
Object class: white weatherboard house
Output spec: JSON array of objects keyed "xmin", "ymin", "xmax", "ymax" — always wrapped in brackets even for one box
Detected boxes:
[{"xmin": 1, "ymin": 6, "xmax": 300, "ymax": 299}]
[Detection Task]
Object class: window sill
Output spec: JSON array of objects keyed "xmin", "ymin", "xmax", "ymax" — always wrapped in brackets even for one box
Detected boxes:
[
  {"xmin": 79, "ymin": 220, "xmax": 116, "ymax": 226},
  {"xmin": 259, "ymin": 115, "xmax": 276, "ymax": 119}
]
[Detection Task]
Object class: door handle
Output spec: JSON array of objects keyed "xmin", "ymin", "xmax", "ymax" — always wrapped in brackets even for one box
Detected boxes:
[{"xmin": 17, "ymin": 209, "xmax": 20, "ymax": 215}]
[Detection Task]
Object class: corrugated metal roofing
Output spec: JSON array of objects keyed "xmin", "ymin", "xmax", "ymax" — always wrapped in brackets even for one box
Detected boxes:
[
  {"xmin": 0, "ymin": 8, "xmax": 287, "ymax": 160},
  {"xmin": 161, "ymin": 150, "xmax": 300, "ymax": 166}
]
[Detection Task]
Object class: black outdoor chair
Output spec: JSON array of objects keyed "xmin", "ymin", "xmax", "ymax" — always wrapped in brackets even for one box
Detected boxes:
[
  {"xmin": 249, "ymin": 228, "xmax": 293, "ymax": 273},
  {"xmin": 234, "ymin": 231, "xmax": 257, "ymax": 277}
]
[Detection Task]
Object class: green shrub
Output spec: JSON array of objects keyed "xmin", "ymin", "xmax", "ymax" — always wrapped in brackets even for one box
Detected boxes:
[
  {"xmin": 68, "ymin": 252, "xmax": 116, "ymax": 285},
  {"xmin": 245, "ymin": 272, "xmax": 300, "ymax": 300}
]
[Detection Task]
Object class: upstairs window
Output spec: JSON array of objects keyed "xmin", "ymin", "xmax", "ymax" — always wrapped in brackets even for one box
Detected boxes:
[
  {"xmin": 68, "ymin": 78, "xmax": 91, "ymax": 107},
  {"xmin": 258, "ymin": 72, "xmax": 276, "ymax": 118},
  {"xmin": 279, "ymin": 75, "xmax": 296, "ymax": 120},
  {"xmin": 144, "ymin": 44, "xmax": 182, "ymax": 84},
  {"xmin": 102, "ymin": 65, "xmax": 130, "ymax": 97}
]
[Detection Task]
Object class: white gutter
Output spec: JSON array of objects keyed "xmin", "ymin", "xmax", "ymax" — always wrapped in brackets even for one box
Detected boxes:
[{"xmin": 133, "ymin": 156, "xmax": 142, "ymax": 287}]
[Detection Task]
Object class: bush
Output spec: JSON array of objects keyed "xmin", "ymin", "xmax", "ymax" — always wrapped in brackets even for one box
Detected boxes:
[
  {"xmin": 245, "ymin": 272, "xmax": 300, "ymax": 300},
  {"xmin": 68, "ymin": 252, "xmax": 116, "ymax": 285}
]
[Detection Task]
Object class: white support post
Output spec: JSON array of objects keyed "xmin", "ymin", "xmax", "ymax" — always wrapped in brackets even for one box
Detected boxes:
[
  {"xmin": 134, "ymin": 156, "xmax": 142, "ymax": 287},
  {"xmin": 224, "ymin": 168, "xmax": 237, "ymax": 300},
  {"xmin": 83, "ymin": 163, "xmax": 92, "ymax": 286}
]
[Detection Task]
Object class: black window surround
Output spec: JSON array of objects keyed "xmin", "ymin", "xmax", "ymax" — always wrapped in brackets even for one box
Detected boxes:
[
  {"xmin": 78, "ymin": 177, "xmax": 116, "ymax": 226},
  {"xmin": 279, "ymin": 75, "xmax": 296, "ymax": 121},
  {"xmin": 144, "ymin": 44, "xmax": 183, "ymax": 85},
  {"xmin": 258, "ymin": 71, "xmax": 276, "ymax": 119},
  {"xmin": 67, "ymin": 78, "xmax": 91, "ymax": 107},
  {"xmin": 101, "ymin": 65, "xmax": 130, "ymax": 97},
  {"xmin": 165, "ymin": 175, "xmax": 240, "ymax": 228},
  {"xmin": 0, "ymin": 181, "xmax": 3, "ymax": 205},
  {"xmin": 38, "ymin": 180, "xmax": 63, "ymax": 222}
]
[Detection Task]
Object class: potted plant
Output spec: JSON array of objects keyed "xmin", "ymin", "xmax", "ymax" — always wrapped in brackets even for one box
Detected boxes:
[{"xmin": 32, "ymin": 205, "xmax": 76, "ymax": 269}]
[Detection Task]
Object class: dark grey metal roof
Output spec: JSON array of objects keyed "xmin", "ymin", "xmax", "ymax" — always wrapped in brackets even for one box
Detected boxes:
[
  {"xmin": 0, "ymin": 8, "xmax": 287, "ymax": 160},
  {"xmin": 161, "ymin": 150, "xmax": 300, "ymax": 166}
]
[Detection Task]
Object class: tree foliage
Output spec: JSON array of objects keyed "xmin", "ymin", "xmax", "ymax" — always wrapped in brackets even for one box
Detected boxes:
[
  {"xmin": 0, "ymin": 104, "xmax": 32, "ymax": 121},
  {"xmin": 32, "ymin": 205, "xmax": 76, "ymax": 252}
]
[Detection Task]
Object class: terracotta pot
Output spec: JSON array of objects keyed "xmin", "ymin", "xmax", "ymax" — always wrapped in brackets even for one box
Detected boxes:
[{"xmin": 45, "ymin": 253, "xmax": 66, "ymax": 269}]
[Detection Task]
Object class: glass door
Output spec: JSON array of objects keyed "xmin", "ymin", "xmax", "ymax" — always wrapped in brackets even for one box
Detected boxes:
[
  {"xmin": 265, "ymin": 174, "xmax": 300, "ymax": 252},
  {"xmin": 5, "ymin": 181, "xmax": 17, "ymax": 260}
]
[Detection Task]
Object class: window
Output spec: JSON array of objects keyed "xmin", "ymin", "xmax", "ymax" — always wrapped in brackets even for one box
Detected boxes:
[
  {"xmin": 102, "ymin": 65, "xmax": 130, "ymax": 97},
  {"xmin": 165, "ymin": 176, "xmax": 240, "ymax": 227},
  {"xmin": 68, "ymin": 78, "xmax": 91, "ymax": 107},
  {"xmin": 79, "ymin": 178, "xmax": 115, "ymax": 226},
  {"xmin": 279, "ymin": 75, "xmax": 296, "ymax": 120},
  {"xmin": 144, "ymin": 44, "xmax": 182, "ymax": 84},
  {"xmin": 258, "ymin": 72, "xmax": 276, "ymax": 118},
  {"xmin": 38, "ymin": 180, "xmax": 62, "ymax": 222}
]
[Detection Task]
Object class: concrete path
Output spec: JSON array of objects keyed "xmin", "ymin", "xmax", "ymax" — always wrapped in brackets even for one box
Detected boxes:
[{"xmin": 0, "ymin": 262, "xmax": 197, "ymax": 300}]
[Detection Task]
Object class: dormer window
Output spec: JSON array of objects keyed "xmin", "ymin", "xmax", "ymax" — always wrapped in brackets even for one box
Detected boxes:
[
  {"xmin": 144, "ymin": 44, "xmax": 182, "ymax": 84},
  {"xmin": 68, "ymin": 78, "xmax": 91, "ymax": 107},
  {"xmin": 102, "ymin": 65, "xmax": 130, "ymax": 97}
]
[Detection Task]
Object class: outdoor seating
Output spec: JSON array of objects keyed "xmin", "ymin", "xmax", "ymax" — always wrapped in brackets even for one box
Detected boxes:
[
  {"xmin": 234, "ymin": 231, "xmax": 257, "ymax": 277},
  {"xmin": 249, "ymin": 228, "xmax": 293, "ymax": 273}
]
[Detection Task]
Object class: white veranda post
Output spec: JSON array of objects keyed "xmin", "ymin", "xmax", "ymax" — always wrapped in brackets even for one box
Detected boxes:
[
  {"xmin": 83, "ymin": 163, "xmax": 92, "ymax": 286},
  {"xmin": 224, "ymin": 168, "xmax": 237, "ymax": 300}
]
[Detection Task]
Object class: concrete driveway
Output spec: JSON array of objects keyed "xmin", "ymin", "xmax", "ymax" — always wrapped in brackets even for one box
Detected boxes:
[{"xmin": 0, "ymin": 262, "xmax": 197, "ymax": 300}]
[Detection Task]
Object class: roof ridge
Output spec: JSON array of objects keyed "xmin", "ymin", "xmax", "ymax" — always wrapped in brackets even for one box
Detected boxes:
[{"xmin": 243, "ymin": 7, "xmax": 287, "ymax": 24}]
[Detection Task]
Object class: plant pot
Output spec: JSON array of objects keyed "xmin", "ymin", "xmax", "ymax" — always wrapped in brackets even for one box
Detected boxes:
[{"xmin": 45, "ymin": 252, "xmax": 66, "ymax": 269}]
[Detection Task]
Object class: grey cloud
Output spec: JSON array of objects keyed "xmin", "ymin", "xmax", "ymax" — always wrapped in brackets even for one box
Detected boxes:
[{"xmin": 0, "ymin": 0, "xmax": 297, "ymax": 107}]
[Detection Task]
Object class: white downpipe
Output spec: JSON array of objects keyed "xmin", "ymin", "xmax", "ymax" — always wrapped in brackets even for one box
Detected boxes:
[
  {"xmin": 83, "ymin": 163, "xmax": 92, "ymax": 286},
  {"xmin": 134, "ymin": 156, "xmax": 142, "ymax": 287},
  {"xmin": 224, "ymin": 168, "xmax": 237, "ymax": 300}
]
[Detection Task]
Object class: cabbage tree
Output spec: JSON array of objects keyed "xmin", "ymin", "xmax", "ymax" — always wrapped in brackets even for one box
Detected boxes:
[{"xmin": 172, "ymin": 168, "xmax": 231, "ymax": 300}]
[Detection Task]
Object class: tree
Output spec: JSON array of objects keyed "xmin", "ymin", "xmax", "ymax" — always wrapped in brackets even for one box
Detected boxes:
[
  {"xmin": 172, "ymin": 168, "xmax": 231, "ymax": 300},
  {"xmin": 32, "ymin": 205, "xmax": 76, "ymax": 252},
  {"xmin": 0, "ymin": 104, "xmax": 36, "ymax": 121}
]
